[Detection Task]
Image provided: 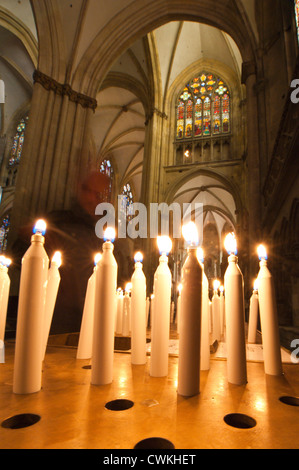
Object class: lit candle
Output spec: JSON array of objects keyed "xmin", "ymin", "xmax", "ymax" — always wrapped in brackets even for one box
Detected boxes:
[
  {"xmin": 247, "ymin": 278, "xmax": 259, "ymax": 344},
  {"xmin": 177, "ymin": 222, "xmax": 202, "ymax": 396},
  {"xmin": 13, "ymin": 219, "xmax": 49, "ymax": 394},
  {"xmin": 42, "ymin": 251, "xmax": 62, "ymax": 359},
  {"xmin": 257, "ymin": 245, "xmax": 282, "ymax": 375},
  {"xmin": 212, "ymin": 279, "xmax": 221, "ymax": 342},
  {"xmin": 197, "ymin": 247, "xmax": 210, "ymax": 371},
  {"xmin": 122, "ymin": 282, "xmax": 131, "ymax": 336},
  {"xmin": 150, "ymin": 236, "xmax": 172, "ymax": 377},
  {"xmin": 131, "ymin": 251, "xmax": 147, "ymax": 364},
  {"xmin": 219, "ymin": 285, "xmax": 225, "ymax": 336},
  {"xmin": 77, "ymin": 253, "xmax": 101, "ymax": 359},
  {"xmin": 223, "ymin": 232, "xmax": 247, "ymax": 385},
  {"xmin": 115, "ymin": 288, "xmax": 124, "ymax": 335},
  {"xmin": 0, "ymin": 257, "xmax": 11, "ymax": 342},
  {"xmin": 91, "ymin": 227, "xmax": 118, "ymax": 385}
]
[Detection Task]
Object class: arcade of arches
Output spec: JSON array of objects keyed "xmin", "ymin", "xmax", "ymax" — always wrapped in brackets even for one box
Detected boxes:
[{"xmin": 0, "ymin": 0, "xmax": 299, "ymax": 344}]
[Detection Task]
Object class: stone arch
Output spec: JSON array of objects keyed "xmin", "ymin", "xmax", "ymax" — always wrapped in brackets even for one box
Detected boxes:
[
  {"xmin": 164, "ymin": 167, "xmax": 243, "ymax": 222},
  {"xmin": 72, "ymin": 0, "xmax": 257, "ymax": 97}
]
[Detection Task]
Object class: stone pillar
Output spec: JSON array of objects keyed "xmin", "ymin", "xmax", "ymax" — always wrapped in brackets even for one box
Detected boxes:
[
  {"xmin": 140, "ymin": 108, "xmax": 166, "ymax": 295},
  {"xmin": 8, "ymin": 70, "xmax": 97, "ymax": 246},
  {"xmin": 242, "ymin": 61, "xmax": 261, "ymax": 280}
]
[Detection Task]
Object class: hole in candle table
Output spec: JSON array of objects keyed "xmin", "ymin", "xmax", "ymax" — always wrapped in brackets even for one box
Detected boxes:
[
  {"xmin": 223, "ymin": 413, "xmax": 256, "ymax": 429},
  {"xmin": 1, "ymin": 413, "xmax": 41, "ymax": 429},
  {"xmin": 279, "ymin": 396, "xmax": 299, "ymax": 406},
  {"xmin": 82, "ymin": 365, "xmax": 91, "ymax": 369},
  {"xmin": 134, "ymin": 437, "xmax": 175, "ymax": 449},
  {"xmin": 105, "ymin": 399, "xmax": 134, "ymax": 411}
]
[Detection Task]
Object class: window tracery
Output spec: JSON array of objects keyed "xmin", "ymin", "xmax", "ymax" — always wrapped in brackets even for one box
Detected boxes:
[{"xmin": 175, "ymin": 73, "xmax": 231, "ymax": 164}]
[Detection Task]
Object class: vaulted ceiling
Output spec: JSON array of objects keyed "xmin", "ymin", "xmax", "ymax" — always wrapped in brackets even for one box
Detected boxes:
[{"xmin": 0, "ymin": 0, "xmax": 254, "ymax": 237}]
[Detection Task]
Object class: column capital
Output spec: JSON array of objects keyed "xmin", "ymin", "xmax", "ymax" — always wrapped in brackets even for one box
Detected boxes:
[
  {"xmin": 33, "ymin": 69, "xmax": 97, "ymax": 111},
  {"xmin": 241, "ymin": 61, "xmax": 257, "ymax": 84}
]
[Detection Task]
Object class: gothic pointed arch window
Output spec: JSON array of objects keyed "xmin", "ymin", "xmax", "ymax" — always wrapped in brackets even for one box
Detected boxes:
[
  {"xmin": 175, "ymin": 72, "xmax": 231, "ymax": 164},
  {"xmin": 295, "ymin": 0, "xmax": 299, "ymax": 43},
  {"xmin": 9, "ymin": 115, "xmax": 28, "ymax": 167},
  {"xmin": 0, "ymin": 213, "xmax": 10, "ymax": 252},
  {"xmin": 120, "ymin": 182, "xmax": 134, "ymax": 221},
  {"xmin": 99, "ymin": 158, "xmax": 114, "ymax": 200}
]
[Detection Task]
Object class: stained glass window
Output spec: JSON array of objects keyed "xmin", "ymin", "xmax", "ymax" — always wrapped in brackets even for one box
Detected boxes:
[
  {"xmin": 176, "ymin": 72, "xmax": 230, "ymax": 140},
  {"xmin": 295, "ymin": 0, "xmax": 299, "ymax": 43},
  {"xmin": 0, "ymin": 214, "xmax": 10, "ymax": 252},
  {"xmin": 99, "ymin": 158, "xmax": 113, "ymax": 200},
  {"xmin": 120, "ymin": 182, "xmax": 134, "ymax": 221},
  {"xmin": 9, "ymin": 116, "xmax": 28, "ymax": 166}
]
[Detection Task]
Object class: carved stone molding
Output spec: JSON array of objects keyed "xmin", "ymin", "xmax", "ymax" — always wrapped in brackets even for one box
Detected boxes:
[
  {"xmin": 145, "ymin": 107, "xmax": 168, "ymax": 125},
  {"xmin": 33, "ymin": 70, "xmax": 97, "ymax": 111}
]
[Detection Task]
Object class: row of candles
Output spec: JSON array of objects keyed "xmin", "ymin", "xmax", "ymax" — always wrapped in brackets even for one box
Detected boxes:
[{"xmin": 0, "ymin": 218, "xmax": 283, "ymax": 397}]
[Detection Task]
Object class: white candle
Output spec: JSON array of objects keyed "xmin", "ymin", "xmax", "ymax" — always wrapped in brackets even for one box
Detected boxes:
[
  {"xmin": 42, "ymin": 251, "xmax": 62, "ymax": 359},
  {"xmin": 115, "ymin": 288, "xmax": 124, "ymax": 335},
  {"xmin": 247, "ymin": 279, "xmax": 259, "ymax": 344},
  {"xmin": 13, "ymin": 219, "xmax": 49, "ymax": 394},
  {"xmin": 197, "ymin": 247, "xmax": 210, "ymax": 371},
  {"xmin": 219, "ymin": 285, "xmax": 225, "ymax": 336},
  {"xmin": 150, "ymin": 236, "xmax": 172, "ymax": 377},
  {"xmin": 178, "ymin": 222, "xmax": 202, "ymax": 396},
  {"xmin": 77, "ymin": 253, "xmax": 101, "ymax": 359},
  {"xmin": 91, "ymin": 227, "xmax": 118, "ymax": 385},
  {"xmin": 212, "ymin": 279, "xmax": 221, "ymax": 342},
  {"xmin": 122, "ymin": 283, "xmax": 131, "ymax": 336},
  {"xmin": 0, "ymin": 257, "xmax": 11, "ymax": 341},
  {"xmin": 223, "ymin": 232, "xmax": 247, "ymax": 385},
  {"xmin": 131, "ymin": 251, "xmax": 147, "ymax": 364},
  {"xmin": 257, "ymin": 245, "xmax": 282, "ymax": 375}
]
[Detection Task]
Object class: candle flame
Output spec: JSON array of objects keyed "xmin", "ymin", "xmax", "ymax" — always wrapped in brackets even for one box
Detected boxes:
[
  {"xmin": 220, "ymin": 285, "xmax": 224, "ymax": 293},
  {"xmin": 253, "ymin": 278, "xmax": 259, "ymax": 291},
  {"xmin": 257, "ymin": 244, "xmax": 267, "ymax": 260},
  {"xmin": 0, "ymin": 256, "xmax": 11, "ymax": 267},
  {"xmin": 103, "ymin": 226, "xmax": 115, "ymax": 242},
  {"xmin": 213, "ymin": 279, "xmax": 220, "ymax": 291},
  {"xmin": 182, "ymin": 221, "xmax": 199, "ymax": 246},
  {"xmin": 178, "ymin": 283, "xmax": 182, "ymax": 294},
  {"xmin": 157, "ymin": 235, "xmax": 172, "ymax": 255},
  {"xmin": 94, "ymin": 252, "xmax": 102, "ymax": 265},
  {"xmin": 51, "ymin": 251, "xmax": 62, "ymax": 267},
  {"xmin": 196, "ymin": 247, "xmax": 204, "ymax": 263},
  {"xmin": 224, "ymin": 232, "xmax": 237, "ymax": 255},
  {"xmin": 33, "ymin": 219, "xmax": 47, "ymax": 235},
  {"xmin": 134, "ymin": 251, "xmax": 143, "ymax": 263},
  {"xmin": 125, "ymin": 282, "xmax": 132, "ymax": 293}
]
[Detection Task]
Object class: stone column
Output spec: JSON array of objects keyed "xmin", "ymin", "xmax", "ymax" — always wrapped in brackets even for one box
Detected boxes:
[
  {"xmin": 242, "ymin": 61, "xmax": 261, "ymax": 280},
  {"xmin": 8, "ymin": 70, "xmax": 97, "ymax": 246}
]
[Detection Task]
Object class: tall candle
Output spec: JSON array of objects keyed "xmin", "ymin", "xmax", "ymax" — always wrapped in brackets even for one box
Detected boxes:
[
  {"xmin": 13, "ymin": 219, "xmax": 49, "ymax": 394},
  {"xmin": 212, "ymin": 279, "xmax": 221, "ymax": 342},
  {"xmin": 122, "ymin": 283, "xmax": 131, "ymax": 336},
  {"xmin": 91, "ymin": 228, "xmax": 118, "ymax": 385},
  {"xmin": 197, "ymin": 247, "xmax": 210, "ymax": 371},
  {"xmin": 178, "ymin": 222, "xmax": 202, "ymax": 396},
  {"xmin": 224, "ymin": 232, "xmax": 247, "ymax": 385},
  {"xmin": 77, "ymin": 253, "xmax": 101, "ymax": 359},
  {"xmin": 42, "ymin": 251, "xmax": 62, "ymax": 359},
  {"xmin": 257, "ymin": 245, "xmax": 282, "ymax": 375},
  {"xmin": 150, "ymin": 236, "xmax": 172, "ymax": 377},
  {"xmin": 115, "ymin": 288, "xmax": 124, "ymax": 335},
  {"xmin": 131, "ymin": 251, "xmax": 147, "ymax": 364},
  {"xmin": 0, "ymin": 257, "xmax": 11, "ymax": 341},
  {"xmin": 219, "ymin": 285, "xmax": 225, "ymax": 336},
  {"xmin": 247, "ymin": 279, "xmax": 259, "ymax": 344}
]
